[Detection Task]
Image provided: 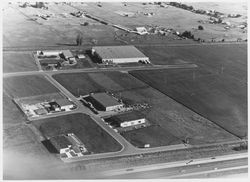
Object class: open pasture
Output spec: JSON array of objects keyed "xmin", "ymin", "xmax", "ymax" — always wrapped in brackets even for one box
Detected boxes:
[
  {"xmin": 3, "ymin": 75, "xmax": 59, "ymax": 98},
  {"xmin": 130, "ymin": 67, "xmax": 247, "ymax": 138},
  {"xmin": 137, "ymin": 44, "xmax": 247, "ymax": 82},
  {"xmin": 52, "ymin": 71, "xmax": 148, "ymax": 97},
  {"xmin": 3, "ymin": 52, "xmax": 38, "ymax": 73}
]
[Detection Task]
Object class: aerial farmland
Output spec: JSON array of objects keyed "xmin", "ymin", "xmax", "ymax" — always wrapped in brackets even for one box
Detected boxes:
[{"xmin": 2, "ymin": 1, "xmax": 247, "ymax": 180}]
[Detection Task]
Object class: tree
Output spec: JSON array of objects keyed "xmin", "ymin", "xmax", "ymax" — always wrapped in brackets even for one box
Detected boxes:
[
  {"xmin": 76, "ymin": 33, "xmax": 83, "ymax": 46},
  {"xmin": 198, "ymin": 25, "xmax": 204, "ymax": 30}
]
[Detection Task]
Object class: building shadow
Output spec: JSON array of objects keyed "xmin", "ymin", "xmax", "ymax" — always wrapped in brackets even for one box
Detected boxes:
[
  {"xmin": 56, "ymin": 43, "xmax": 78, "ymax": 46},
  {"xmin": 41, "ymin": 140, "xmax": 58, "ymax": 153}
]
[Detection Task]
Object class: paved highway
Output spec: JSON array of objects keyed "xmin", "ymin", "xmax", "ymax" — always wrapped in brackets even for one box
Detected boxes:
[{"xmin": 99, "ymin": 153, "xmax": 248, "ymax": 179}]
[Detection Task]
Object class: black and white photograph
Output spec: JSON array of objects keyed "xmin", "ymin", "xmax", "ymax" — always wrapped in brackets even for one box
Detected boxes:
[{"xmin": 1, "ymin": 0, "xmax": 248, "ymax": 180}]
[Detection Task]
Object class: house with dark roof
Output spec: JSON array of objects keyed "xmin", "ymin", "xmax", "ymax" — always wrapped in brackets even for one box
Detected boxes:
[{"xmin": 89, "ymin": 92, "xmax": 123, "ymax": 111}]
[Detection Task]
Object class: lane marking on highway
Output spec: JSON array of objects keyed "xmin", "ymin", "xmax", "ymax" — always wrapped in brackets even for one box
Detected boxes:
[
  {"xmin": 102, "ymin": 153, "xmax": 248, "ymax": 176},
  {"xmin": 168, "ymin": 165, "xmax": 248, "ymax": 179}
]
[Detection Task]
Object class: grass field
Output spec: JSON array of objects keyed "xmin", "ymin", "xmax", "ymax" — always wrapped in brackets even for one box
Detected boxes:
[
  {"xmin": 121, "ymin": 125, "xmax": 182, "ymax": 148},
  {"xmin": 52, "ymin": 71, "xmax": 148, "ymax": 97},
  {"xmin": 3, "ymin": 75, "xmax": 59, "ymax": 98},
  {"xmin": 3, "ymin": 2, "xmax": 246, "ymax": 48},
  {"xmin": 115, "ymin": 87, "xmax": 238, "ymax": 145},
  {"xmin": 137, "ymin": 44, "xmax": 247, "ymax": 82},
  {"xmin": 130, "ymin": 45, "xmax": 247, "ymax": 139},
  {"xmin": 3, "ymin": 52, "xmax": 38, "ymax": 73},
  {"xmin": 34, "ymin": 113, "xmax": 122, "ymax": 154},
  {"xmin": 3, "ymin": 3, "xmax": 123, "ymax": 47}
]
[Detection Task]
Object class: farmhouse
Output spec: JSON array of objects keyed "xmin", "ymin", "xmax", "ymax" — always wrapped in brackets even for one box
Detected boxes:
[
  {"xmin": 105, "ymin": 111, "xmax": 146, "ymax": 128},
  {"xmin": 89, "ymin": 92, "xmax": 123, "ymax": 111},
  {"xmin": 91, "ymin": 45, "xmax": 150, "ymax": 64}
]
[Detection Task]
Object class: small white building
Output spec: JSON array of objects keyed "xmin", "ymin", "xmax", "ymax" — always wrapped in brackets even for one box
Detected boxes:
[
  {"xmin": 120, "ymin": 118, "xmax": 146, "ymax": 128},
  {"xmin": 37, "ymin": 50, "xmax": 62, "ymax": 56},
  {"xmin": 105, "ymin": 111, "xmax": 146, "ymax": 128},
  {"xmin": 135, "ymin": 27, "xmax": 148, "ymax": 35}
]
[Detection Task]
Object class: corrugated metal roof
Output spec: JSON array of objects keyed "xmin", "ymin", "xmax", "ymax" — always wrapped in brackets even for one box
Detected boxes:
[
  {"xmin": 90, "ymin": 92, "xmax": 122, "ymax": 108},
  {"xmin": 92, "ymin": 45, "xmax": 148, "ymax": 59}
]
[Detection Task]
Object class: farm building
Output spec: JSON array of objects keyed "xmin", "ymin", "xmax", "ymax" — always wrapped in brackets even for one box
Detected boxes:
[
  {"xmin": 105, "ymin": 111, "xmax": 146, "ymax": 128},
  {"xmin": 37, "ymin": 50, "xmax": 75, "ymax": 62},
  {"xmin": 49, "ymin": 99, "xmax": 74, "ymax": 111},
  {"xmin": 91, "ymin": 45, "xmax": 150, "ymax": 64},
  {"xmin": 89, "ymin": 92, "xmax": 123, "ymax": 111},
  {"xmin": 135, "ymin": 27, "xmax": 148, "ymax": 35},
  {"xmin": 39, "ymin": 59, "xmax": 64, "ymax": 66},
  {"xmin": 37, "ymin": 50, "xmax": 62, "ymax": 56},
  {"xmin": 49, "ymin": 133, "xmax": 88, "ymax": 157},
  {"xmin": 56, "ymin": 98, "xmax": 74, "ymax": 111}
]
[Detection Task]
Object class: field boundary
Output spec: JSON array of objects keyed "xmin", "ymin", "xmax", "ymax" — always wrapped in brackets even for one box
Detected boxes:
[{"xmin": 128, "ymin": 72, "xmax": 243, "ymax": 140}]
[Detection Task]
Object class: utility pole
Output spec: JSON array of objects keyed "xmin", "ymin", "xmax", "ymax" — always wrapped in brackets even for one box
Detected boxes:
[
  {"xmin": 192, "ymin": 70, "xmax": 196, "ymax": 81},
  {"xmin": 221, "ymin": 65, "xmax": 224, "ymax": 74}
]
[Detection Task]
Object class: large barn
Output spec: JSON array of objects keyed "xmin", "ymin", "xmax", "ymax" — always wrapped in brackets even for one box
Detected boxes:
[
  {"xmin": 89, "ymin": 92, "xmax": 123, "ymax": 111},
  {"xmin": 91, "ymin": 45, "xmax": 150, "ymax": 64}
]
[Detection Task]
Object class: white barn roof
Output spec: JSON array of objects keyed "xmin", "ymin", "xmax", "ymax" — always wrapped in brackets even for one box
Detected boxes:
[{"xmin": 92, "ymin": 45, "xmax": 148, "ymax": 59}]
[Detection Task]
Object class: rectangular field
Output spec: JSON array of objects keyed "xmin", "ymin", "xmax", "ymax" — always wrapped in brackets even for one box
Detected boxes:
[
  {"xmin": 52, "ymin": 71, "xmax": 148, "ymax": 97},
  {"xmin": 3, "ymin": 75, "xmax": 59, "ymax": 98},
  {"xmin": 121, "ymin": 125, "xmax": 182, "ymax": 148},
  {"xmin": 130, "ymin": 67, "xmax": 247, "ymax": 138},
  {"xmin": 3, "ymin": 52, "xmax": 38, "ymax": 73},
  {"xmin": 137, "ymin": 44, "xmax": 247, "ymax": 82},
  {"xmin": 33, "ymin": 113, "xmax": 122, "ymax": 154}
]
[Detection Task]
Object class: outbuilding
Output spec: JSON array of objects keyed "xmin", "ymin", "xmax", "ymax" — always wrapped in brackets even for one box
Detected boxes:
[
  {"xmin": 91, "ymin": 45, "xmax": 150, "ymax": 64},
  {"xmin": 105, "ymin": 111, "xmax": 146, "ymax": 128},
  {"xmin": 56, "ymin": 98, "xmax": 74, "ymax": 111}
]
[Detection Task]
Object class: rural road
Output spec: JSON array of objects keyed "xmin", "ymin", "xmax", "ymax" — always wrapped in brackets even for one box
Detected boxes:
[
  {"xmin": 3, "ymin": 41, "xmax": 247, "ymax": 52},
  {"xmin": 99, "ymin": 153, "xmax": 248, "ymax": 178},
  {"xmin": 3, "ymin": 63, "xmax": 198, "ymax": 77}
]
